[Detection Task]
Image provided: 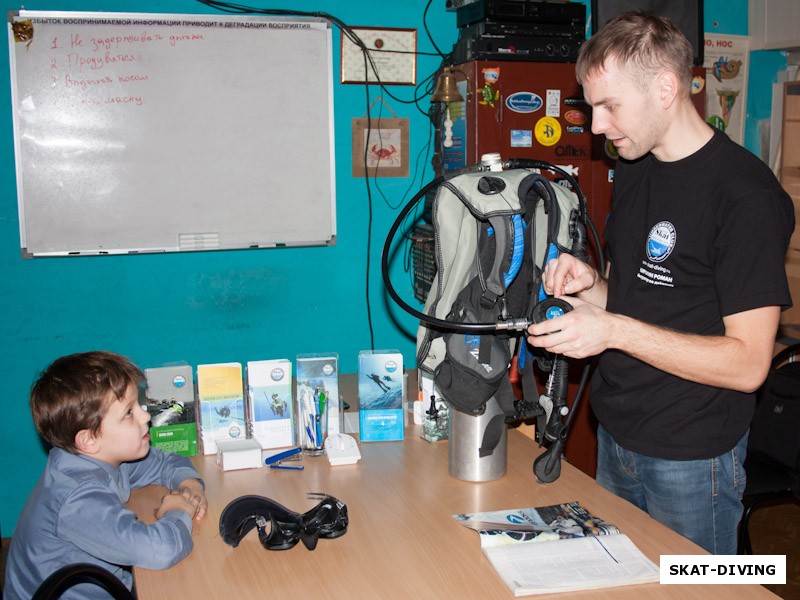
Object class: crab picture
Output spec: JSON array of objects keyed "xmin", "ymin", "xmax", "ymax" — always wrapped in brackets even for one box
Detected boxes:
[{"xmin": 368, "ymin": 143, "xmax": 400, "ymax": 167}]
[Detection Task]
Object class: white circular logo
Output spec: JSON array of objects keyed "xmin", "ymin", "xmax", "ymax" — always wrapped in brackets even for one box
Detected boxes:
[
  {"xmin": 172, "ymin": 375, "xmax": 186, "ymax": 388},
  {"xmin": 646, "ymin": 221, "xmax": 676, "ymax": 263},
  {"xmin": 270, "ymin": 367, "xmax": 285, "ymax": 382},
  {"xmin": 385, "ymin": 360, "xmax": 398, "ymax": 373},
  {"xmin": 322, "ymin": 363, "xmax": 334, "ymax": 376}
]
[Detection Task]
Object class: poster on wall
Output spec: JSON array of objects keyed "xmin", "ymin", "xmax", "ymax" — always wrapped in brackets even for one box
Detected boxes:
[
  {"xmin": 351, "ymin": 117, "xmax": 409, "ymax": 178},
  {"xmin": 703, "ymin": 33, "xmax": 750, "ymax": 146}
]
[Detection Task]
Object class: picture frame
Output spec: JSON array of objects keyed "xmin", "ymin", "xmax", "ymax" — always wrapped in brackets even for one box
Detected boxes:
[
  {"xmin": 341, "ymin": 27, "xmax": 417, "ymax": 85},
  {"xmin": 351, "ymin": 117, "xmax": 410, "ymax": 178}
]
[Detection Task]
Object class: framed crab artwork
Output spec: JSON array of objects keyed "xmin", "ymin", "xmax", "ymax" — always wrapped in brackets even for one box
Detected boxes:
[{"xmin": 351, "ymin": 116, "xmax": 409, "ymax": 178}]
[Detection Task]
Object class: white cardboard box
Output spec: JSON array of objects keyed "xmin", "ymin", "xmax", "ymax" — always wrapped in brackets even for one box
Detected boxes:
[{"xmin": 215, "ymin": 438, "xmax": 263, "ymax": 471}]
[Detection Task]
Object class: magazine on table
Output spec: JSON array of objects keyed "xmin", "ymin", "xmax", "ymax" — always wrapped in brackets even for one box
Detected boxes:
[{"xmin": 454, "ymin": 501, "xmax": 659, "ymax": 596}]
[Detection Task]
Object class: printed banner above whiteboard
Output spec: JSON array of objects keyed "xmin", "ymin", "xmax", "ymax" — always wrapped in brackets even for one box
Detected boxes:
[{"xmin": 8, "ymin": 11, "xmax": 336, "ymax": 256}]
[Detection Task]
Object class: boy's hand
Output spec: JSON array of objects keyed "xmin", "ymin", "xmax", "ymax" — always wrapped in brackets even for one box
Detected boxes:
[
  {"xmin": 176, "ymin": 478, "xmax": 208, "ymax": 521},
  {"xmin": 155, "ymin": 491, "xmax": 199, "ymax": 521},
  {"xmin": 154, "ymin": 479, "xmax": 207, "ymax": 521}
]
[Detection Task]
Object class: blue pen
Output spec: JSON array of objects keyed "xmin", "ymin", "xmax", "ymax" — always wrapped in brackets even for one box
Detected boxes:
[
  {"xmin": 314, "ymin": 389, "xmax": 322, "ymax": 445},
  {"xmin": 305, "ymin": 424, "xmax": 316, "ymax": 446}
]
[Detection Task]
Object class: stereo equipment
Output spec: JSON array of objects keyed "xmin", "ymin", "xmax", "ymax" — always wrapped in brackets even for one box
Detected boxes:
[
  {"xmin": 461, "ymin": 19, "xmax": 584, "ymax": 40},
  {"xmin": 451, "ymin": 32, "xmax": 584, "ymax": 64},
  {"xmin": 591, "ymin": 0, "xmax": 704, "ymax": 66},
  {"xmin": 457, "ymin": 0, "xmax": 586, "ymax": 29}
]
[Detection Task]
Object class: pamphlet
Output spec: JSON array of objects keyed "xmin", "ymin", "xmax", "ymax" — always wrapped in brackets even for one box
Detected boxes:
[
  {"xmin": 246, "ymin": 359, "xmax": 294, "ymax": 449},
  {"xmin": 358, "ymin": 350, "xmax": 404, "ymax": 442},
  {"xmin": 196, "ymin": 362, "xmax": 247, "ymax": 455},
  {"xmin": 142, "ymin": 364, "xmax": 197, "ymax": 456},
  {"xmin": 454, "ymin": 502, "xmax": 659, "ymax": 596}
]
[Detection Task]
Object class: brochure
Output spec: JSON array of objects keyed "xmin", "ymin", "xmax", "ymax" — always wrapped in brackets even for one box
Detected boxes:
[
  {"xmin": 196, "ymin": 362, "xmax": 247, "ymax": 455},
  {"xmin": 246, "ymin": 359, "xmax": 294, "ymax": 449},
  {"xmin": 454, "ymin": 502, "xmax": 659, "ymax": 596},
  {"xmin": 358, "ymin": 350, "xmax": 404, "ymax": 442}
]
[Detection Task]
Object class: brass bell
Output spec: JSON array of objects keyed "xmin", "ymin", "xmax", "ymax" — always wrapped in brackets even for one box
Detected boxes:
[{"xmin": 431, "ymin": 67, "xmax": 464, "ymax": 103}]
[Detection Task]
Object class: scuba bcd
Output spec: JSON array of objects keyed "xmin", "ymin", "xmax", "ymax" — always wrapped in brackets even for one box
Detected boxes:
[{"xmin": 382, "ymin": 156, "xmax": 603, "ymax": 483}]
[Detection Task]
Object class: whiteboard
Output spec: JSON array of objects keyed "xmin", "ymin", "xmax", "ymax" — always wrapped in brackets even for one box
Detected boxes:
[{"xmin": 8, "ymin": 11, "xmax": 336, "ymax": 256}]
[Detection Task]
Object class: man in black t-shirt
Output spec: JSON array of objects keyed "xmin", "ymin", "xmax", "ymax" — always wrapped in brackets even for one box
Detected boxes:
[{"xmin": 526, "ymin": 11, "xmax": 794, "ymax": 555}]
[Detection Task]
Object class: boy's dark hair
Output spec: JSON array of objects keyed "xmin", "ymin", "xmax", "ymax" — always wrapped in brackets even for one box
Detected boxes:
[
  {"xmin": 31, "ymin": 351, "xmax": 144, "ymax": 453},
  {"xmin": 576, "ymin": 10, "xmax": 694, "ymax": 97}
]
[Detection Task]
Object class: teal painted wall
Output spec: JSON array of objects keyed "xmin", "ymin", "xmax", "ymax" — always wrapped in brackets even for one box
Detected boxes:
[{"xmin": 0, "ymin": 0, "xmax": 457, "ymax": 533}]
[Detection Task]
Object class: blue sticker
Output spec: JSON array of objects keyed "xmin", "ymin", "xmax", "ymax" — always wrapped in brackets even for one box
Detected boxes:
[
  {"xmin": 545, "ymin": 306, "xmax": 565, "ymax": 320},
  {"xmin": 510, "ymin": 130, "xmax": 532, "ymax": 147},
  {"xmin": 505, "ymin": 92, "xmax": 543, "ymax": 113}
]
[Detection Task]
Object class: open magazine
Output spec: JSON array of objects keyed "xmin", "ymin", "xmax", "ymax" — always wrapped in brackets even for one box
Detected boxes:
[{"xmin": 454, "ymin": 502, "xmax": 659, "ymax": 596}]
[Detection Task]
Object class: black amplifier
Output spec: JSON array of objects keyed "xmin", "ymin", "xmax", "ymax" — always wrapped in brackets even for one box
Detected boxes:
[
  {"xmin": 461, "ymin": 18, "xmax": 584, "ymax": 40},
  {"xmin": 457, "ymin": 0, "xmax": 586, "ymax": 30},
  {"xmin": 451, "ymin": 32, "xmax": 584, "ymax": 64}
]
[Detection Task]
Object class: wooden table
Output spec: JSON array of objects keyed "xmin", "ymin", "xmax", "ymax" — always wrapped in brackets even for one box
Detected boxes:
[{"xmin": 129, "ymin": 424, "xmax": 777, "ymax": 599}]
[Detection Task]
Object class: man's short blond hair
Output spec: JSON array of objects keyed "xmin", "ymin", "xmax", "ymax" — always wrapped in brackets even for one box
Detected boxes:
[{"xmin": 576, "ymin": 11, "xmax": 694, "ymax": 97}]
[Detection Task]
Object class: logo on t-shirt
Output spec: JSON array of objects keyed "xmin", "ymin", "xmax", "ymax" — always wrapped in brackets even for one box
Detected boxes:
[{"xmin": 646, "ymin": 221, "xmax": 676, "ymax": 263}]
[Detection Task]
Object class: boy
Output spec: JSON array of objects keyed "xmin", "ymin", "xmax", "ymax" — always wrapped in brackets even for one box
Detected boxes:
[{"xmin": 3, "ymin": 351, "xmax": 208, "ymax": 599}]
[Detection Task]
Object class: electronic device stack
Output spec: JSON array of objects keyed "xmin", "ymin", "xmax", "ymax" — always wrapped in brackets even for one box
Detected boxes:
[{"xmin": 449, "ymin": 0, "xmax": 586, "ymax": 64}]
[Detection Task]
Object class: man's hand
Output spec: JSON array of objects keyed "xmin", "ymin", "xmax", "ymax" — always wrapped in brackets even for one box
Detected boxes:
[
  {"xmin": 526, "ymin": 296, "xmax": 614, "ymax": 359},
  {"xmin": 541, "ymin": 254, "xmax": 598, "ymax": 297}
]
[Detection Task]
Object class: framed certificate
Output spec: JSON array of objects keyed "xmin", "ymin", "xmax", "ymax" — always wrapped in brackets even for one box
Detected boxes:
[{"xmin": 341, "ymin": 27, "xmax": 417, "ymax": 85}]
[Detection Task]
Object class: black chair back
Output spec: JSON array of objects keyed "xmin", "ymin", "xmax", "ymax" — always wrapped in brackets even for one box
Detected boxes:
[
  {"xmin": 738, "ymin": 343, "xmax": 800, "ymax": 554},
  {"xmin": 31, "ymin": 563, "xmax": 134, "ymax": 600}
]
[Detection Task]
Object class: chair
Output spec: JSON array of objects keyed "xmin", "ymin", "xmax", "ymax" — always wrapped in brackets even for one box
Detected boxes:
[
  {"xmin": 31, "ymin": 563, "xmax": 135, "ymax": 600},
  {"xmin": 737, "ymin": 343, "xmax": 800, "ymax": 554}
]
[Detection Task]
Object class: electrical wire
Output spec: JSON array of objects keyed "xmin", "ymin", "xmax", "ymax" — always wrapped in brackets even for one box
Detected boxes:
[{"xmin": 362, "ymin": 51, "xmax": 376, "ymax": 351}]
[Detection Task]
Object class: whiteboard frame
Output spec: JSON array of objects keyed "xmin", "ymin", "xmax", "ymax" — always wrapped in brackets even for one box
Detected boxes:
[{"xmin": 8, "ymin": 10, "xmax": 337, "ymax": 257}]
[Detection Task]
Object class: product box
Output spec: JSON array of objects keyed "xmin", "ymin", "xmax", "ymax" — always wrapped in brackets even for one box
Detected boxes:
[
  {"xmin": 296, "ymin": 353, "xmax": 341, "ymax": 439},
  {"xmin": 215, "ymin": 438, "xmax": 263, "ymax": 471},
  {"xmin": 246, "ymin": 359, "xmax": 294, "ymax": 450},
  {"xmin": 358, "ymin": 350, "xmax": 404, "ymax": 442},
  {"xmin": 142, "ymin": 365, "xmax": 197, "ymax": 456},
  {"xmin": 196, "ymin": 362, "xmax": 247, "ymax": 455}
]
